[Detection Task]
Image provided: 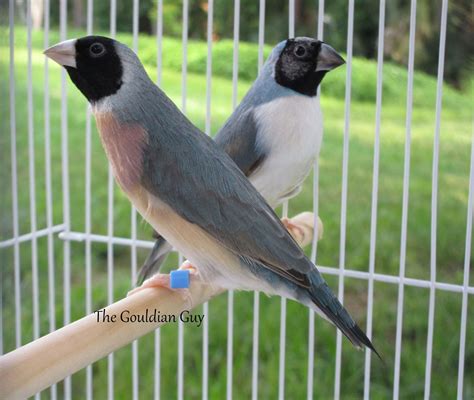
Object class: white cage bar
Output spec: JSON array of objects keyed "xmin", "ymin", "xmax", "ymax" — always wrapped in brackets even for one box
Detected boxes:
[{"xmin": 1, "ymin": 0, "xmax": 473, "ymax": 399}]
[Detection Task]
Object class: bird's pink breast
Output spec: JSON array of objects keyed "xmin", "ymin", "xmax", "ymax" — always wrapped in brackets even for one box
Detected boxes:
[{"xmin": 95, "ymin": 112, "xmax": 148, "ymax": 193}]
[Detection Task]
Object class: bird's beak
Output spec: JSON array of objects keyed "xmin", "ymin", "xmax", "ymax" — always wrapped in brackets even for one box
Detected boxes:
[
  {"xmin": 316, "ymin": 43, "xmax": 345, "ymax": 72},
  {"xmin": 44, "ymin": 39, "xmax": 77, "ymax": 68}
]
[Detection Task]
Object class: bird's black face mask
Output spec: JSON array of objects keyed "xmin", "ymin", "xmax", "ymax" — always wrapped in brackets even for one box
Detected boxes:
[
  {"xmin": 275, "ymin": 38, "xmax": 345, "ymax": 97},
  {"xmin": 66, "ymin": 36, "xmax": 123, "ymax": 103}
]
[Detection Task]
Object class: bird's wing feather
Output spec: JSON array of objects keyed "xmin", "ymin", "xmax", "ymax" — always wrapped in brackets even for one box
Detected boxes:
[
  {"xmin": 214, "ymin": 109, "xmax": 266, "ymax": 177},
  {"xmin": 141, "ymin": 121, "xmax": 315, "ymax": 288}
]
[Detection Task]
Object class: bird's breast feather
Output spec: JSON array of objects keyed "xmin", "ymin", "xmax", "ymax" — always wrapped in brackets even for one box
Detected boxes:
[{"xmin": 95, "ymin": 112, "xmax": 148, "ymax": 193}]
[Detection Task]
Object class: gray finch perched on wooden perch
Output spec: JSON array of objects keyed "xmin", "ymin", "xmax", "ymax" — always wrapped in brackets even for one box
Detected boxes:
[{"xmin": 44, "ymin": 36, "xmax": 379, "ymax": 355}]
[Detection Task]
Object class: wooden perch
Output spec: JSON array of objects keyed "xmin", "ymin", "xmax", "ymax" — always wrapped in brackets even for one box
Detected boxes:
[
  {"xmin": 0, "ymin": 211, "xmax": 319, "ymax": 400},
  {"xmin": 0, "ymin": 281, "xmax": 221, "ymax": 400}
]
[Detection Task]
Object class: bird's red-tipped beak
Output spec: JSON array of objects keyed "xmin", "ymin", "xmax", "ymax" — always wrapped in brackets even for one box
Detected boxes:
[{"xmin": 44, "ymin": 39, "xmax": 77, "ymax": 68}]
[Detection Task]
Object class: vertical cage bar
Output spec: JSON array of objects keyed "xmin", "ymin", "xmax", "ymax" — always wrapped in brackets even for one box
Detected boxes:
[
  {"xmin": 277, "ymin": 296, "xmax": 286, "ymax": 400},
  {"xmin": 306, "ymin": 182, "xmax": 317, "ymax": 399},
  {"xmin": 231, "ymin": 0, "xmax": 240, "ymax": 111},
  {"xmin": 313, "ymin": 0, "xmax": 324, "ymax": 264},
  {"xmin": 131, "ymin": 3, "xmax": 140, "ymax": 400},
  {"xmin": 43, "ymin": 0, "xmax": 54, "ymax": 341},
  {"xmin": 105, "ymin": 174, "xmax": 115, "ymax": 400},
  {"xmin": 131, "ymin": 243, "xmax": 139, "ymax": 397},
  {"xmin": 205, "ymin": 0, "xmax": 213, "ymax": 137},
  {"xmin": 154, "ymin": 2, "xmax": 163, "ymax": 399},
  {"xmin": 252, "ymin": 3, "xmax": 265, "ymax": 399},
  {"xmin": 110, "ymin": 0, "xmax": 116, "ymax": 37},
  {"xmin": 180, "ymin": 3, "xmax": 188, "ymax": 399},
  {"xmin": 316, "ymin": 0, "xmax": 324, "ymax": 40},
  {"xmin": 178, "ymin": 256, "xmax": 185, "ymax": 400},
  {"xmin": 85, "ymin": 4, "xmax": 93, "ymax": 319},
  {"xmin": 278, "ymin": 4, "xmax": 296, "ymax": 397},
  {"xmin": 250, "ymin": 241, "xmax": 260, "ymax": 400},
  {"xmin": 306, "ymin": 165, "xmax": 319, "ymax": 400},
  {"xmin": 27, "ymin": 3, "xmax": 40, "ymax": 398},
  {"xmin": 226, "ymin": 289, "xmax": 233, "ymax": 399},
  {"xmin": 307, "ymin": 3, "xmax": 325, "ymax": 398},
  {"xmin": 9, "ymin": 0, "xmax": 21, "ymax": 351},
  {"xmin": 43, "ymin": 1, "xmax": 57, "ymax": 398},
  {"xmin": 456, "ymin": 128, "xmax": 474, "ymax": 399},
  {"xmin": 154, "ymin": 326, "xmax": 161, "ymax": 400},
  {"xmin": 424, "ymin": 1, "xmax": 448, "ymax": 398},
  {"xmin": 393, "ymin": 1, "xmax": 417, "ymax": 398},
  {"xmin": 363, "ymin": 1, "xmax": 385, "ymax": 397},
  {"xmin": 27, "ymin": 0, "xmax": 40, "ymax": 344},
  {"xmin": 156, "ymin": 0, "xmax": 163, "ymax": 86},
  {"xmin": 59, "ymin": 0, "xmax": 72, "ymax": 397},
  {"xmin": 288, "ymin": 0, "xmax": 295, "ymax": 36},
  {"xmin": 106, "ymin": 146, "xmax": 115, "ymax": 400},
  {"xmin": 257, "ymin": 0, "xmax": 265, "ymax": 73},
  {"xmin": 335, "ymin": 1, "xmax": 354, "ymax": 398},
  {"xmin": 132, "ymin": 0, "xmax": 139, "ymax": 53},
  {"xmin": 306, "ymin": 166, "xmax": 319, "ymax": 400},
  {"xmin": 204, "ymin": 2, "xmax": 214, "ymax": 399},
  {"xmin": 225, "ymin": 1, "xmax": 239, "ymax": 399},
  {"xmin": 85, "ymin": 1, "xmax": 94, "ymax": 398},
  {"xmin": 202, "ymin": 304, "xmax": 208, "ymax": 400},
  {"xmin": 178, "ymin": 316, "xmax": 184, "ymax": 400},
  {"xmin": 107, "ymin": 5, "xmax": 117, "ymax": 399},
  {"xmin": 181, "ymin": 0, "xmax": 188, "ymax": 115}
]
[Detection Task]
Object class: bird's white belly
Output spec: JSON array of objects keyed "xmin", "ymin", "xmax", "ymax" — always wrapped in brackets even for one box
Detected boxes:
[{"xmin": 251, "ymin": 95, "xmax": 323, "ymax": 207}]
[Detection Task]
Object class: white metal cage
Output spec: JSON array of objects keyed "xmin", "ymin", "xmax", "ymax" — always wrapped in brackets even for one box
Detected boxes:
[{"xmin": 1, "ymin": 0, "xmax": 473, "ymax": 399}]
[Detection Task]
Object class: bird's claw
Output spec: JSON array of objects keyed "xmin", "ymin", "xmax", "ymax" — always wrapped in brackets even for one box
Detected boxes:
[
  {"xmin": 281, "ymin": 217, "xmax": 306, "ymax": 239},
  {"xmin": 127, "ymin": 261, "xmax": 201, "ymax": 309},
  {"xmin": 179, "ymin": 260, "xmax": 199, "ymax": 275}
]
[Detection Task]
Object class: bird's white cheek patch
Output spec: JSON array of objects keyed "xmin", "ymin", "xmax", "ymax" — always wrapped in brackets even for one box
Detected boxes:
[{"xmin": 95, "ymin": 112, "xmax": 148, "ymax": 193}]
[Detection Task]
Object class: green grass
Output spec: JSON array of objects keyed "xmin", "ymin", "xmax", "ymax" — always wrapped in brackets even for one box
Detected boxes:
[{"xmin": 1, "ymin": 27, "xmax": 473, "ymax": 399}]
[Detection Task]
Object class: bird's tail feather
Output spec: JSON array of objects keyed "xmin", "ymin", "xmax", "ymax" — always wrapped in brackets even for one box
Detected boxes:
[
  {"xmin": 308, "ymin": 279, "xmax": 381, "ymax": 360},
  {"xmin": 136, "ymin": 234, "xmax": 173, "ymax": 286},
  {"xmin": 237, "ymin": 255, "xmax": 381, "ymax": 359}
]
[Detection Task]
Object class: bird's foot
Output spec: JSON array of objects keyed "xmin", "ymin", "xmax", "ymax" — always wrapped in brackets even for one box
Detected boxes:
[
  {"xmin": 316, "ymin": 216, "xmax": 324, "ymax": 240},
  {"xmin": 127, "ymin": 273, "xmax": 171, "ymax": 297},
  {"xmin": 127, "ymin": 261, "xmax": 200, "ymax": 308},
  {"xmin": 281, "ymin": 216, "xmax": 306, "ymax": 239},
  {"xmin": 179, "ymin": 260, "xmax": 199, "ymax": 274},
  {"xmin": 281, "ymin": 212, "xmax": 324, "ymax": 247}
]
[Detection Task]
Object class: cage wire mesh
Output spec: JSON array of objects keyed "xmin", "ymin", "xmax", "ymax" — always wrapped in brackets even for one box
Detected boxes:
[{"xmin": 1, "ymin": 0, "xmax": 473, "ymax": 399}]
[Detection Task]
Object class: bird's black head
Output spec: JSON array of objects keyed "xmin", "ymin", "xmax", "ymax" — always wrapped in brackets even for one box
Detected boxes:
[
  {"xmin": 275, "ymin": 37, "xmax": 345, "ymax": 96},
  {"xmin": 44, "ymin": 36, "xmax": 123, "ymax": 103}
]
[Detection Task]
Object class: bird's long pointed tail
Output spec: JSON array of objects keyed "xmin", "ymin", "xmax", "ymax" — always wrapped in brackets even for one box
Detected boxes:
[{"xmin": 308, "ymin": 279, "xmax": 382, "ymax": 360}]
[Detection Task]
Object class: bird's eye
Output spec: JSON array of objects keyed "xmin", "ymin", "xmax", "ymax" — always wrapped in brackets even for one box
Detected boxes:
[
  {"xmin": 89, "ymin": 43, "xmax": 106, "ymax": 58},
  {"xmin": 294, "ymin": 45, "xmax": 306, "ymax": 57}
]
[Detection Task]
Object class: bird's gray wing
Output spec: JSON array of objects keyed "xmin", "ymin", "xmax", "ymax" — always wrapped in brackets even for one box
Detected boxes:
[
  {"xmin": 214, "ymin": 109, "xmax": 266, "ymax": 177},
  {"xmin": 137, "ymin": 109, "xmax": 264, "ymax": 284},
  {"xmin": 141, "ymin": 124, "xmax": 314, "ymax": 289}
]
